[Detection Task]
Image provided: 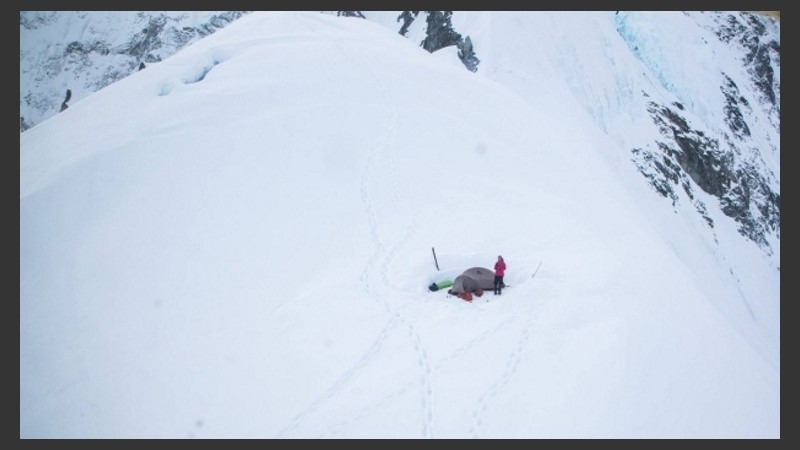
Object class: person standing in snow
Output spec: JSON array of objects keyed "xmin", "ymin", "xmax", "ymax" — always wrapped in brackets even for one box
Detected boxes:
[{"xmin": 493, "ymin": 255, "xmax": 506, "ymax": 295}]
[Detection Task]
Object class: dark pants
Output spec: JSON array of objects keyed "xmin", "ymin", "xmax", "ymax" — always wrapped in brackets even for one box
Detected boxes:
[{"xmin": 494, "ymin": 275, "xmax": 504, "ymax": 294}]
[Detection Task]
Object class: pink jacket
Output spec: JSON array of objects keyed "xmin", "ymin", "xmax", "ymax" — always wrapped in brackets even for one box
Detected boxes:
[{"xmin": 494, "ymin": 258, "xmax": 506, "ymax": 276}]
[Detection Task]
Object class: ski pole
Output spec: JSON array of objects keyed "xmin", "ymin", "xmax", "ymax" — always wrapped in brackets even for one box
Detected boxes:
[{"xmin": 531, "ymin": 260, "xmax": 542, "ymax": 280}]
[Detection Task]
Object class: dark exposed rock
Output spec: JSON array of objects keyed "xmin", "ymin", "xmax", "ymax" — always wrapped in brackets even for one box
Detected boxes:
[
  {"xmin": 337, "ymin": 11, "xmax": 366, "ymax": 18},
  {"xmin": 712, "ymin": 13, "xmax": 779, "ymax": 115},
  {"xmin": 631, "ymin": 146, "xmax": 680, "ymax": 205},
  {"xmin": 125, "ymin": 15, "xmax": 167, "ymax": 61},
  {"xmin": 397, "ymin": 11, "xmax": 420, "ymax": 36},
  {"xmin": 720, "ymin": 73, "xmax": 751, "ymax": 139},
  {"xmin": 60, "ymin": 89, "xmax": 71, "ymax": 112},
  {"xmin": 421, "ymin": 11, "xmax": 462, "ymax": 53},
  {"xmin": 620, "ymin": 12, "xmax": 778, "ymax": 256},
  {"xmin": 637, "ymin": 100, "xmax": 779, "ymax": 253},
  {"xmin": 457, "ymin": 36, "xmax": 480, "ymax": 72},
  {"xmin": 415, "ymin": 11, "xmax": 480, "ymax": 72},
  {"xmin": 19, "ymin": 11, "xmax": 58, "ymax": 30},
  {"xmin": 65, "ymin": 40, "xmax": 110, "ymax": 57}
]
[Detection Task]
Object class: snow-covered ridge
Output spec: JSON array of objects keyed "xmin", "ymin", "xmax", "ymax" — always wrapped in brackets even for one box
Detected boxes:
[
  {"xmin": 20, "ymin": 11, "xmax": 779, "ymax": 438},
  {"xmin": 19, "ymin": 10, "xmax": 780, "ymax": 268}
]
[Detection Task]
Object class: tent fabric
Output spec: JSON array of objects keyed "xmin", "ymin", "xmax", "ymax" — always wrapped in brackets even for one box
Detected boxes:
[{"xmin": 449, "ymin": 267, "xmax": 495, "ymax": 294}]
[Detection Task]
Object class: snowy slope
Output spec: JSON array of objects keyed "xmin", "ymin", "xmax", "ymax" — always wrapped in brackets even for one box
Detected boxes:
[{"xmin": 20, "ymin": 11, "xmax": 779, "ymax": 438}]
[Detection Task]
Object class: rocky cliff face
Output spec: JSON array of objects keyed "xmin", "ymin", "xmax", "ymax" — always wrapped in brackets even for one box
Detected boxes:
[
  {"xmin": 20, "ymin": 11, "xmax": 247, "ymax": 131},
  {"xmin": 621, "ymin": 12, "xmax": 779, "ymax": 256}
]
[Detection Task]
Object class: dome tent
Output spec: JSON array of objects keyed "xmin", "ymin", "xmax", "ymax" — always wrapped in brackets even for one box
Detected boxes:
[{"xmin": 448, "ymin": 267, "xmax": 495, "ymax": 295}]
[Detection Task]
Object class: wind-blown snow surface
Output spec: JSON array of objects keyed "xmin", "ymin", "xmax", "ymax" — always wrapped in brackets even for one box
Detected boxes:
[{"xmin": 20, "ymin": 11, "xmax": 779, "ymax": 438}]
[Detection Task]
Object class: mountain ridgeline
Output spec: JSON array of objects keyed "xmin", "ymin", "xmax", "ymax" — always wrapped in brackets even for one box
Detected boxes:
[{"xmin": 19, "ymin": 11, "xmax": 779, "ymax": 260}]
